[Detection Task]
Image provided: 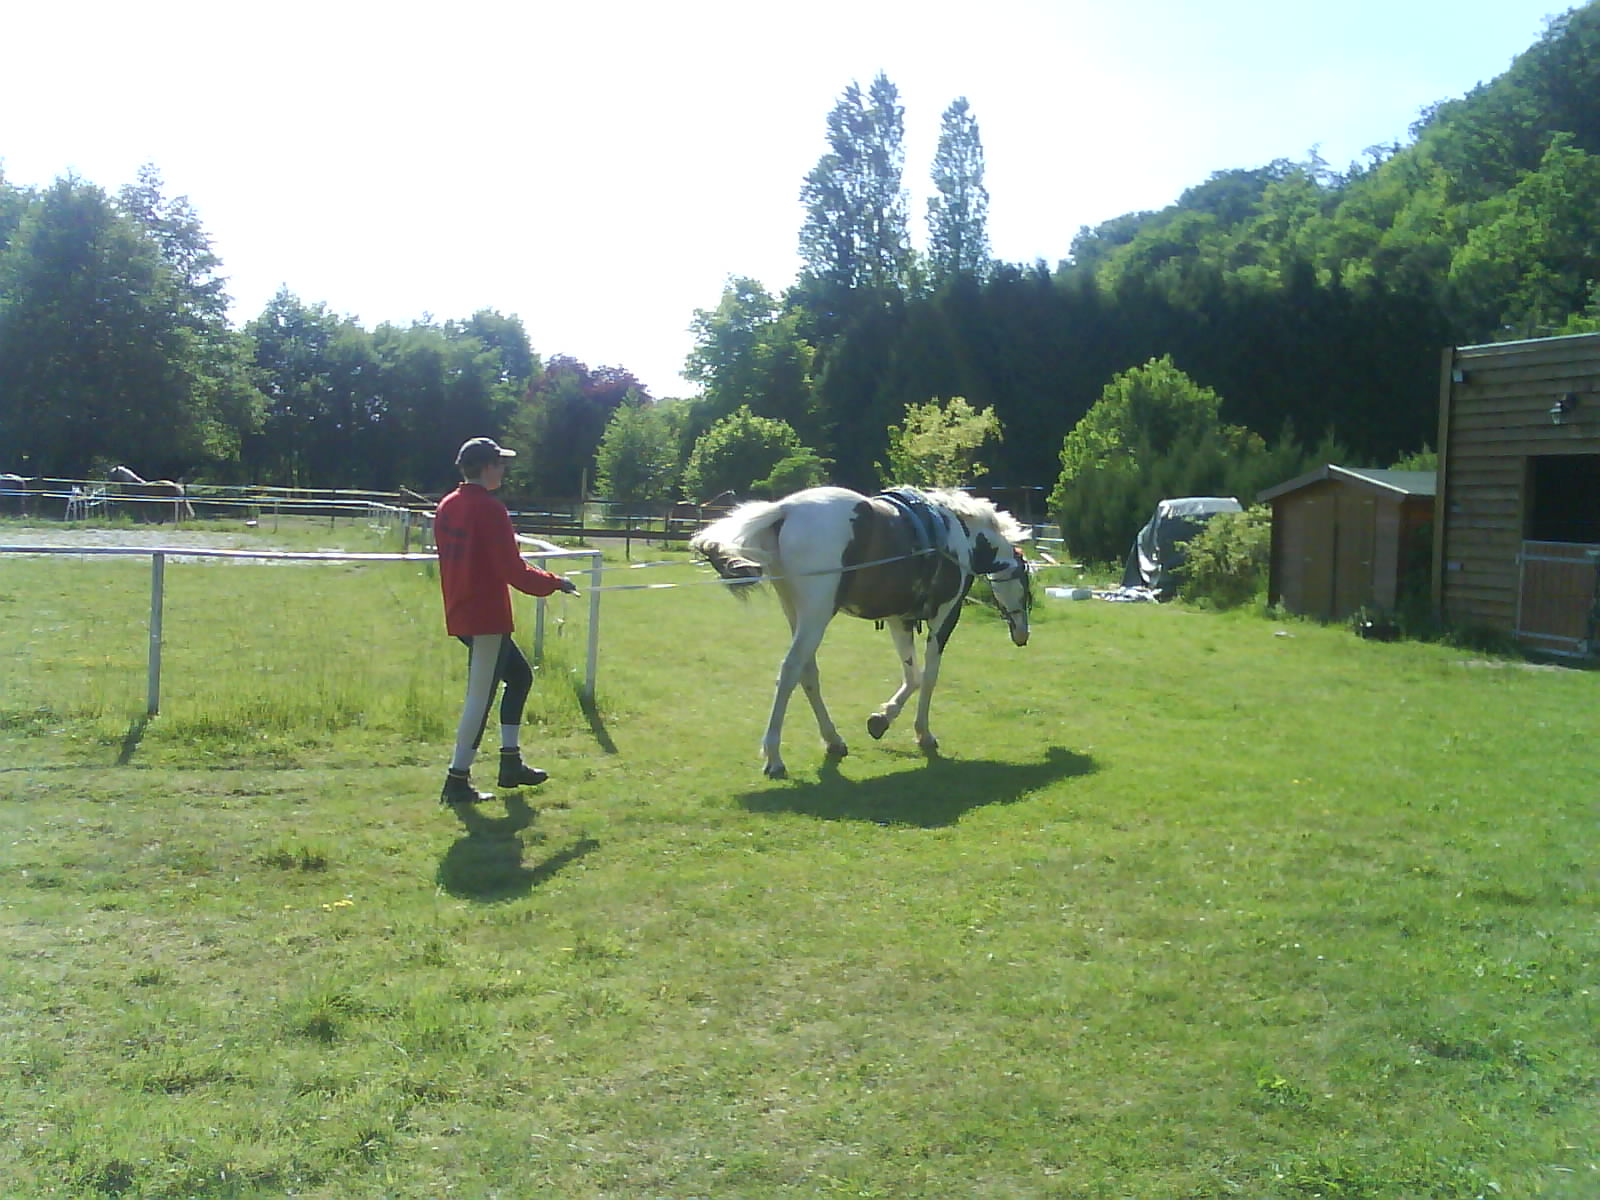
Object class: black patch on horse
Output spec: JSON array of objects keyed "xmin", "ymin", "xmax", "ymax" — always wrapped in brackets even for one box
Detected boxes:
[{"xmin": 970, "ymin": 535, "xmax": 999, "ymax": 576}]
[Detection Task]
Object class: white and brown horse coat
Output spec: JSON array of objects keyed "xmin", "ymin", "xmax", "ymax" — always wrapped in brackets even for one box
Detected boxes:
[
  {"xmin": 691, "ymin": 485, "xmax": 1031, "ymax": 779},
  {"xmin": 108, "ymin": 466, "xmax": 193, "ymax": 522}
]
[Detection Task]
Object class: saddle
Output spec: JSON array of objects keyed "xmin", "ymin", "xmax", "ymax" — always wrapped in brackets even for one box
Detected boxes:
[
  {"xmin": 877, "ymin": 487, "xmax": 949, "ymax": 558},
  {"xmin": 861, "ymin": 487, "xmax": 963, "ymax": 626}
]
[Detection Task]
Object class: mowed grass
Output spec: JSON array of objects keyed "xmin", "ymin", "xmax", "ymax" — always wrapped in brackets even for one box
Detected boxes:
[{"xmin": 0, "ymin": 519, "xmax": 1596, "ymax": 1199}]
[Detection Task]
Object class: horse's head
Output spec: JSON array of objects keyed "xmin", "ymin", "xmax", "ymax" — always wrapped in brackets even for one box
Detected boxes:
[
  {"xmin": 986, "ymin": 547, "xmax": 1032, "ymax": 647},
  {"xmin": 923, "ymin": 489, "xmax": 1033, "ymax": 647},
  {"xmin": 969, "ymin": 527, "xmax": 1032, "ymax": 647}
]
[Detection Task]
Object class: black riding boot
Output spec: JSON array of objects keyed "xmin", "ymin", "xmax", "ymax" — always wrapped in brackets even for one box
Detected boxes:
[
  {"xmin": 440, "ymin": 769, "xmax": 493, "ymax": 806},
  {"xmin": 497, "ymin": 749, "xmax": 548, "ymax": 788}
]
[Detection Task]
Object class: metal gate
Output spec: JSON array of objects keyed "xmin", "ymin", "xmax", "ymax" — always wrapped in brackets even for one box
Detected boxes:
[{"xmin": 1516, "ymin": 540, "xmax": 1600, "ymax": 656}]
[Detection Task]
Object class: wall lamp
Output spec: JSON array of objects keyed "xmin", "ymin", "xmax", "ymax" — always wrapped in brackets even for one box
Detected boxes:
[{"xmin": 1550, "ymin": 392, "xmax": 1580, "ymax": 425}]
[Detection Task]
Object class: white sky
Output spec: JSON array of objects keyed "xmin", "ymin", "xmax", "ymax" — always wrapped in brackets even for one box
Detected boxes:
[{"xmin": 1, "ymin": 0, "xmax": 1565, "ymax": 398}]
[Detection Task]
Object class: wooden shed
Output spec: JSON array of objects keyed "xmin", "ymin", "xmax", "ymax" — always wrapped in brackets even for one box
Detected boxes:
[
  {"xmin": 1259, "ymin": 465, "xmax": 1435, "ymax": 621},
  {"xmin": 1435, "ymin": 332, "xmax": 1600, "ymax": 657}
]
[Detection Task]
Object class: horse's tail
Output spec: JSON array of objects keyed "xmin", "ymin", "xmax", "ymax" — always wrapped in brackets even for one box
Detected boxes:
[{"xmin": 690, "ymin": 500, "xmax": 785, "ymax": 595}]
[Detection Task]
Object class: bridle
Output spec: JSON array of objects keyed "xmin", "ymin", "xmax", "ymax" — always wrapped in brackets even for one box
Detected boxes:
[{"xmin": 982, "ymin": 553, "xmax": 1032, "ymax": 637}]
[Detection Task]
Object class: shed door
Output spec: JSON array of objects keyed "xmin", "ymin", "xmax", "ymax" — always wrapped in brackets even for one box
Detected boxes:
[
  {"xmin": 1332, "ymin": 490, "xmax": 1377, "ymax": 620},
  {"xmin": 1518, "ymin": 455, "xmax": 1600, "ymax": 655},
  {"xmin": 1279, "ymin": 491, "xmax": 1334, "ymax": 617}
]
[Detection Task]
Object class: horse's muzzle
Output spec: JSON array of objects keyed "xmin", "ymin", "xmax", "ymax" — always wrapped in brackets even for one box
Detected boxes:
[{"xmin": 1010, "ymin": 627, "xmax": 1029, "ymax": 647}]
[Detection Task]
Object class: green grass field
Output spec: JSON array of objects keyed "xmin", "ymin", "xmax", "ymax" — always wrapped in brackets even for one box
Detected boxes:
[{"xmin": 1, "ymin": 518, "xmax": 1595, "ymax": 1198}]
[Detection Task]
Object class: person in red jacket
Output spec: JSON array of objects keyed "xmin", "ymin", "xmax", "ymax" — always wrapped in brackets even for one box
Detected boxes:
[{"xmin": 434, "ymin": 437, "xmax": 578, "ymax": 806}]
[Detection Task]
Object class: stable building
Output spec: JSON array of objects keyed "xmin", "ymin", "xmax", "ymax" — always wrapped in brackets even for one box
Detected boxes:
[
  {"xmin": 1259, "ymin": 466, "xmax": 1436, "ymax": 621},
  {"xmin": 1434, "ymin": 331, "xmax": 1600, "ymax": 657}
]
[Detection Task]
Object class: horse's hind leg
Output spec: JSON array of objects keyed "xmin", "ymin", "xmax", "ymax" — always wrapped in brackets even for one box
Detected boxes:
[
  {"xmin": 800, "ymin": 656, "xmax": 847, "ymax": 760},
  {"xmin": 867, "ymin": 620, "xmax": 921, "ymax": 740},
  {"xmin": 777, "ymin": 589, "xmax": 846, "ymax": 762},
  {"xmin": 763, "ymin": 591, "xmax": 838, "ymax": 779}
]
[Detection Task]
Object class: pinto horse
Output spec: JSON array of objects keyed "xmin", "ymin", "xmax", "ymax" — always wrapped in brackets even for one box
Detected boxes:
[{"xmin": 691, "ymin": 485, "xmax": 1032, "ymax": 779}]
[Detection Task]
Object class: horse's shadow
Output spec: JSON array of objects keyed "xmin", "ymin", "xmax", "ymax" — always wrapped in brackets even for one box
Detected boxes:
[
  {"xmin": 737, "ymin": 744, "xmax": 1095, "ymax": 827},
  {"xmin": 436, "ymin": 794, "xmax": 599, "ymax": 901}
]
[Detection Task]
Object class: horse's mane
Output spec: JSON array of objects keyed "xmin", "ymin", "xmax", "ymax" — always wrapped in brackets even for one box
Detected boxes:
[{"xmin": 925, "ymin": 489, "xmax": 1030, "ymax": 547}]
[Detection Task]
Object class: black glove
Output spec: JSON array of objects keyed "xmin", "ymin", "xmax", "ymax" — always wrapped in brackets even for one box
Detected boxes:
[{"xmin": 559, "ymin": 577, "xmax": 580, "ymax": 596}]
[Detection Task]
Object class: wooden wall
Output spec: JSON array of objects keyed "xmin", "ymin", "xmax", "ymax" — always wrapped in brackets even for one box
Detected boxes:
[{"xmin": 1434, "ymin": 332, "xmax": 1600, "ymax": 643}]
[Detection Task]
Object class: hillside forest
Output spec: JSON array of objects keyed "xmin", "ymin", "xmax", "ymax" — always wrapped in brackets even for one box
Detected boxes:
[{"xmin": 3, "ymin": 4, "xmax": 1600, "ymax": 558}]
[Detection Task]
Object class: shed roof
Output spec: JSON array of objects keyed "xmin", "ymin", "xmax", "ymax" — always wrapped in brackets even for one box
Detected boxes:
[
  {"xmin": 1257, "ymin": 464, "xmax": 1437, "ymax": 504},
  {"xmin": 1457, "ymin": 329, "xmax": 1600, "ymax": 354}
]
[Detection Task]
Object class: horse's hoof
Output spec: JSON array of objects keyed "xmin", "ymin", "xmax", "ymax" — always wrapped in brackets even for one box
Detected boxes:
[
  {"xmin": 825, "ymin": 741, "xmax": 848, "ymax": 759},
  {"xmin": 763, "ymin": 762, "xmax": 787, "ymax": 780},
  {"xmin": 918, "ymin": 735, "xmax": 940, "ymax": 755},
  {"xmin": 866, "ymin": 714, "xmax": 890, "ymax": 740}
]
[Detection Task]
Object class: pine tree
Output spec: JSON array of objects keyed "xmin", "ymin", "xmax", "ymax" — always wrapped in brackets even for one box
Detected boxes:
[{"xmin": 927, "ymin": 98, "xmax": 991, "ymax": 283}]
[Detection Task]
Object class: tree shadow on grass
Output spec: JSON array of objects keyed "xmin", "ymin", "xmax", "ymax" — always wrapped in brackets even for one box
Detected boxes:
[
  {"xmin": 737, "ymin": 744, "xmax": 1095, "ymax": 828},
  {"xmin": 437, "ymin": 793, "xmax": 599, "ymax": 901}
]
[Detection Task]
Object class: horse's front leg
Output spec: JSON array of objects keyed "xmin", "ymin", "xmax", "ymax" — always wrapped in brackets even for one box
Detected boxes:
[
  {"xmin": 912, "ymin": 599, "xmax": 963, "ymax": 754},
  {"xmin": 866, "ymin": 620, "xmax": 920, "ymax": 740},
  {"xmin": 779, "ymin": 591, "xmax": 847, "ymax": 763}
]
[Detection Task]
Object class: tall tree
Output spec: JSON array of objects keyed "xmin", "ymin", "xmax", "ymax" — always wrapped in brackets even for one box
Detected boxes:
[
  {"xmin": 926, "ymin": 97, "xmax": 991, "ymax": 282},
  {"xmin": 116, "ymin": 165, "xmax": 262, "ymax": 472},
  {"xmin": 685, "ymin": 277, "xmax": 819, "ymax": 445},
  {"xmin": 244, "ymin": 289, "xmax": 382, "ymax": 486},
  {"xmin": 117, "ymin": 164, "xmax": 228, "ymax": 331},
  {"xmin": 368, "ymin": 320, "xmax": 525, "ymax": 492},
  {"xmin": 798, "ymin": 73, "xmax": 912, "ymax": 297},
  {"xmin": 0, "ymin": 177, "xmax": 201, "ymax": 477},
  {"xmin": 0, "ymin": 170, "xmax": 34, "ymax": 258},
  {"xmin": 593, "ymin": 396, "xmax": 678, "ymax": 505},
  {"xmin": 447, "ymin": 309, "xmax": 537, "ymax": 387},
  {"xmin": 509, "ymin": 357, "xmax": 643, "ymax": 498},
  {"xmin": 1448, "ymin": 132, "xmax": 1600, "ymax": 337}
]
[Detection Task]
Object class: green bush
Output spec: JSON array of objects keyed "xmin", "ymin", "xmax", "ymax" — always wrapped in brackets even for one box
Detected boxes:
[
  {"xmin": 682, "ymin": 406, "xmax": 825, "ymax": 501},
  {"xmin": 1175, "ymin": 506, "xmax": 1272, "ymax": 609},
  {"xmin": 1049, "ymin": 359, "xmax": 1346, "ymax": 565}
]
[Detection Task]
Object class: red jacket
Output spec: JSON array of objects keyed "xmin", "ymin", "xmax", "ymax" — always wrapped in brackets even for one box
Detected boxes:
[{"xmin": 434, "ymin": 483, "xmax": 565, "ymax": 636}]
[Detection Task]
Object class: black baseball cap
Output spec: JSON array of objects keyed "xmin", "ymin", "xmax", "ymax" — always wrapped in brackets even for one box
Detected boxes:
[{"xmin": 456, "ymin": 437, "xmax": 517, "ymax": 471}]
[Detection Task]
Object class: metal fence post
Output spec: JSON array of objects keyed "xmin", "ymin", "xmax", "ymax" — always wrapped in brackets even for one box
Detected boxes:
[
  {"xmin": 585, "ymin": 551, "xmax": 601, "ymax": 702},
  {"xmin": 147, "ymin": 552, "xmax": 165, "ymax": 716}
]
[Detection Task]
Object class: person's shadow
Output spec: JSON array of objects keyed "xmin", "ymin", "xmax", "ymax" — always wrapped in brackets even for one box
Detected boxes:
[
  {"xmin": 436, "ymin": 793, "xmax": 599, "ymax": 901},
  {"xmin": 737, "ymin": 744, "xmax": 1095, "ymax": 827}
]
